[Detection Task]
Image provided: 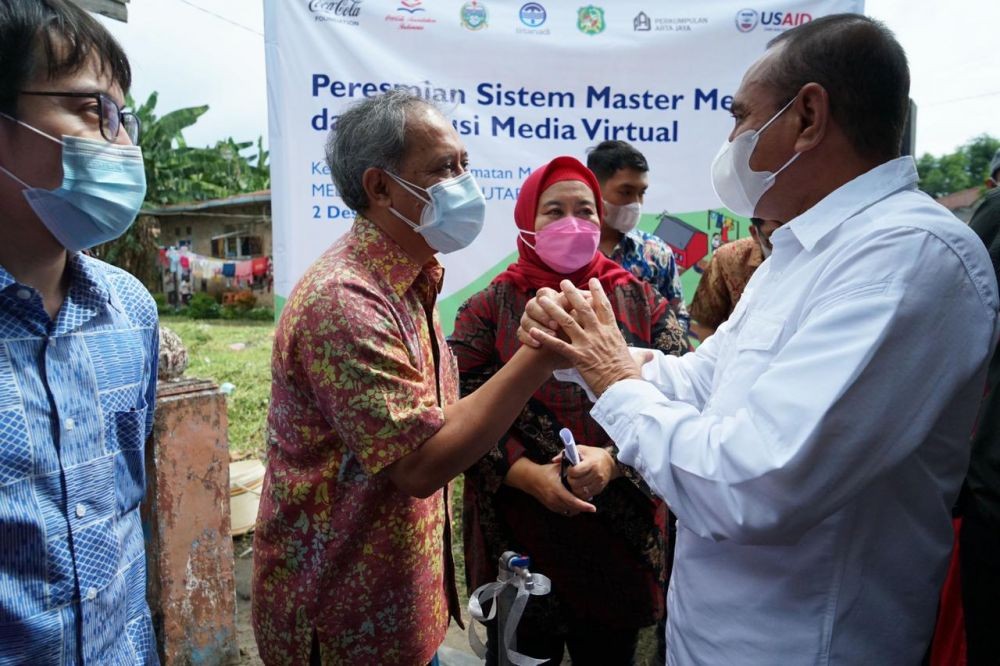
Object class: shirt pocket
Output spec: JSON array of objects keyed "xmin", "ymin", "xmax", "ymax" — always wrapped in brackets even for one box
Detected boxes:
[
  {"xmin": 736, "ymin": 313, "xmax": 784, "ymax": 353},
  {"xmin": 89, "ymin": 329, "xmax": 150, "ymax": 453},
  {"xmin": 101, "ymin": 385, "xmax": 149, "ymax": 452},
  {"xmin": 710, "ymin": 313, "xmax": 786, "ymax": 414}
]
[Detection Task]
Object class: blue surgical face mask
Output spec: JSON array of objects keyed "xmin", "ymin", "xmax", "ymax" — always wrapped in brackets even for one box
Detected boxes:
[
  {"xmin": 0, "ymin": 114, "xmax": 147, "ymax": 252},
  {"xmin": 386, "ymin": 170, "xmax": 486, "ymax": 254}
]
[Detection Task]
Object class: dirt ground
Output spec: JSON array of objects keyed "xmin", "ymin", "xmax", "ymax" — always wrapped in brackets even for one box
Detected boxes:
[
  {"xmin": 231, "ymin": 535, "xmax": 479, "ymax": 666},
  {"xmin": 231, "ymin": 534, "xmax": 656, "ymax": 665}
]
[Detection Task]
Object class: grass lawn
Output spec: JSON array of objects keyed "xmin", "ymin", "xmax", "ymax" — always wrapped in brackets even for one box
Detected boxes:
[
  {"xmin": 160, "ymin": 315, "xmax": 274, "ymax": 460},
  {"xmin": 158, "ymin": 316, "xmax": 659, "ymax": 659}
]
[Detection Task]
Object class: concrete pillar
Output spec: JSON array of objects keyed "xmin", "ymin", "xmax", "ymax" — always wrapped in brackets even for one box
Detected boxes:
[{"xmin": 143, "ymin": 378, "xmax": 239, "ymax": 665}]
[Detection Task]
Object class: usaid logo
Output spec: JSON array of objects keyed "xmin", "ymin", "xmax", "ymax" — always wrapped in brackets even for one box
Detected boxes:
[{"xmin": 735, "ymin": 8, "xmax": 758, "ymax": 32}]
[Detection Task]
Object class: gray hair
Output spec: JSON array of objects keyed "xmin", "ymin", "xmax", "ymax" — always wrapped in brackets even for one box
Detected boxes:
[{"xmin": 326, "ymin": 89, "xmax": 438, "ymax": 212}]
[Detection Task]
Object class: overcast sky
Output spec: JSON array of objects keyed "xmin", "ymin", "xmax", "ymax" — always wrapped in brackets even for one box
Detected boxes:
[{"xmin": 99, "ymin": 0, "xmax": 999, "ymax": 158}]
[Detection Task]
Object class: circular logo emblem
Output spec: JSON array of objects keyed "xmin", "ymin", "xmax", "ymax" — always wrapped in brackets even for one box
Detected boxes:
[
  {"xmin": 736, "ymin": 8, "xmax": 758, "ymax": 32},
  {"xmin": 461, "ymin": 1, "xmax": 488, "ymax": 30},
  {"xmin": 577, "ymin": 5, "xmax": 605, "ymax": 35},
  {"xmin": 519, "ymin": 2, "xmax": 546, "ymax": 28}
]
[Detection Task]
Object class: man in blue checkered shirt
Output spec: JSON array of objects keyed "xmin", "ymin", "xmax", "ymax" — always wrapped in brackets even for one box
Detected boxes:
[
  {"xmin": 587, "ymin": 140, "xmax": 691, "ymax": 333},
  {"xmin": 0, "ymin": 1, "xmax": 158, "ymax": 663}
]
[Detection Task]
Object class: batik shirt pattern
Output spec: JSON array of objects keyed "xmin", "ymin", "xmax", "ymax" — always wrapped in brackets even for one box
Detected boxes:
[
  {"xmin": 450, "ymin": 278, "xmax": 688, "ymax": 633},
  {"xmin": 609, "ymin": 229, "xmax": 690, "ymax": 331},
  {"xmin": 253, "ymin": 216, "xmax": 461, "ymax": 666},
  {"xmin": 689, "ymin": 237, "xmax": 763, "ymax": 330},
  {"xmin": 0, "ymin": 254, "xmax": 159, "ymax": 665}
]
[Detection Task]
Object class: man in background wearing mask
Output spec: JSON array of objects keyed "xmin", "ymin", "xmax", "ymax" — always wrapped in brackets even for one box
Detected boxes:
[
  {"xmin": 689, "ymin": 216, "xmax": 782, "ymax": 339},
  {"xmin": 520, "ymin": 14, "xmax": 998, "ymax": 664},
  {"xmin": 587, "ymin": 140, "xmax": 690, "ymax": 332},
  {"xmin": 252, "ymin": 89, "xmax": 559, "ymax": 665},
  {"xmin": 0, "ymin": 0, "xmax": 158, "ymax": 663},
  {"xmin": 959, "ymin": 147, "xmax": 1000, "ymax": 665}
]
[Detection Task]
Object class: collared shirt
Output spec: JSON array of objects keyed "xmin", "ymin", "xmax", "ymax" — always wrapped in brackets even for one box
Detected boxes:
[
  {"xmin": 0, "ymin": 254, "xmax": 159, "ymax": 664},
  {"xmin": 688, "ymin": 236, "xmax": 763, "ymax": 330},
  {"xmin": 608, "ymin": 229, "xmax": 690, "ymax": 331},
  {"xmin": 592, "ymin": 158, "xmax": 999, "ymax": 664},
  {"xmin": 253, "ymin": 216, "xmax": 461, "ymax": 666}
]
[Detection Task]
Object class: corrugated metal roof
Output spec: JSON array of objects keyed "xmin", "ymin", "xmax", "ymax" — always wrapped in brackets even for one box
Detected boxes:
[
  {"xmin": 935, "ymin": 186, "xmax": 983, "ymax": 212},
  {"xmin": 143, "ymin": 190, "xmax": 271, "ymax": 215},
  {"xmin": 74, "ymin": 0, "xmax": 129, "ymax": 22}
]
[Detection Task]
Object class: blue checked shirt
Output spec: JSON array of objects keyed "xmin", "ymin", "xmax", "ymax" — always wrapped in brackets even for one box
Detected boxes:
[
  {"xmin": 608, "ymin": 229, "xmax": 691, "ymax": 332},
  {"xmin": 0, "ymin": 254, "xmax": 159, "ymax": 665}
]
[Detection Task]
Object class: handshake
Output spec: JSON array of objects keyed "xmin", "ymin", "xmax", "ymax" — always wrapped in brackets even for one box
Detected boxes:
[{"xmin": 516, "ymin": 278, "xmax": 650, "ymax": 398}]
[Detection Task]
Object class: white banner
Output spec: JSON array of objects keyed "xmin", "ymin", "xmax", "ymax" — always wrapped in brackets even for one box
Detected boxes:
[{"xmin": 264, "ymin": 0, "xmax": 863, "ymax": 326}]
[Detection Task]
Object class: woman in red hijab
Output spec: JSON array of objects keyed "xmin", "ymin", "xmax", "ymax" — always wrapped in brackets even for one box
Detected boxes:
[{"xmin": 450, "ymin": 157, "xmax": 687, "ymax": 664}]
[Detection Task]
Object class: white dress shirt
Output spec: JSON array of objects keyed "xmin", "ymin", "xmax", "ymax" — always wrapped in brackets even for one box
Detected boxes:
[{"xmin": 589, "ymin": 158, "xmax": 999, "ymax": 665}]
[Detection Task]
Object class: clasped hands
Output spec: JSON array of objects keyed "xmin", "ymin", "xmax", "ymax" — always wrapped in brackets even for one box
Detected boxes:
[
  {"xmin": 517, "ymin": 278, "xmax": 644, "ymax": 398},
  {"xmin": 507, "ymin": 445, "xmax": 620, "ymax": 517}
]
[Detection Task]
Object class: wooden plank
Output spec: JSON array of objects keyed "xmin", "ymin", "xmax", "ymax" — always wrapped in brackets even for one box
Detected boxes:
[{"xmin": 72, "ymin": 0, "xmax": 129, "ymax": 22}]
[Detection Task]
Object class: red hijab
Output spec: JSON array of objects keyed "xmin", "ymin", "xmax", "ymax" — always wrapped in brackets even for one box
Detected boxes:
[{"xmin": 493, "ymin": 156, "xmax": 637, "ymax": 293}]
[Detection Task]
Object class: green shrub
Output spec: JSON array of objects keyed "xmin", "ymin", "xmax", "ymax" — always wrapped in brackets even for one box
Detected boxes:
[
  {"xmin": 152, "ymin": 292, "xmax": 173, "ymax": 316},
  {"xmin": 231, "ymin": 290, "xmax": 257, "ymax": 312},
  {"xmin": 246, "ymin": 307, "xmax": 275, "ymax": 321},
  {"xmin": 186, "ymin": 292, "xmax": 220, "ymax": 319},
  {"xmin": 218, "ymin": 304, "xmax": 273, "ymax": 321}
]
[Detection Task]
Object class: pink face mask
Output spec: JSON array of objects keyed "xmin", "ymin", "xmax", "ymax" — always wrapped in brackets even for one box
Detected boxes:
[{"xmin": 521, "ymin": 216, "xmax": 601, "ymax": 274}]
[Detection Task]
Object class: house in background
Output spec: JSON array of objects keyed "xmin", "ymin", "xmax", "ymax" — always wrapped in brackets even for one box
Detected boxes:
[
  {"xmin": 936, "ymin": 186, "xmax": 984, "ymax": 223},
  {"xmin": 74, "ymin": 0, "xmax": 129, "ymax": 21},
  {"xmin": 143, "ymin": 190, "xmax": 273, "ymax": 305}
]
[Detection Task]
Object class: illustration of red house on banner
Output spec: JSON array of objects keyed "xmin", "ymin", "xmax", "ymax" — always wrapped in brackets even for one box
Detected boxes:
[{"xmin": 654, "ymin": 214, "xmax": 709, "ymax": 272}]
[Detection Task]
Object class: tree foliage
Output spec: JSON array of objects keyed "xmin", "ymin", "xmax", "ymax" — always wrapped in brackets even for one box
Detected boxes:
[
  {"xmin": 133, "ymin": 92, "xmax": 269, "ymax": 206},
  {"xmin": 92, "ymin": 92, "xmax": 270, "ymax": 285},
  {"xmin": 916, "ymin": 134, "xmax": 1000, "ymax": 199}
]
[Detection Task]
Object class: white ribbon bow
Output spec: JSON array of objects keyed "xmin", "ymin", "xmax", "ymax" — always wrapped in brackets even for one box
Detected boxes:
[{"xmin": 468, "ymin": 568, "xmax": 552, "ymax": 665}]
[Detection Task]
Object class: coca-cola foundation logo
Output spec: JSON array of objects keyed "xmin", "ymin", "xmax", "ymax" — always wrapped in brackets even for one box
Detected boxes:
[{"xmin": 308, "ymin": 0, "xmax": 363, "ymax": 26}]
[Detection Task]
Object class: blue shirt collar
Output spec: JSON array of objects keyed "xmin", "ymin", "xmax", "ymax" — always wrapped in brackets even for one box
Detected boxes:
[{"xmin": 1, "ymin": 252, "xmax": 112, "ymax": 305}]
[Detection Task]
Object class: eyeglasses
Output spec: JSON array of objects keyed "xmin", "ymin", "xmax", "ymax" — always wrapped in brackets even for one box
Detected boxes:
[{"xmin": 19, "ymin": 91, "xmax": 141, "ymax": 144}]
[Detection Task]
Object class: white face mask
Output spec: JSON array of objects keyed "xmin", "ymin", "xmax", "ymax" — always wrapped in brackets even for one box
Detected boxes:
[
  {"xmin": 603, "ymin": 200, "xmax": 641, "ymax": 233},
  {"xmin": 710, "ymin": 97, "xmax": 800, "ymax": 218},
  {"xmin": 758, "ymin": 238, "xmax": 773, "ymax": 259}
]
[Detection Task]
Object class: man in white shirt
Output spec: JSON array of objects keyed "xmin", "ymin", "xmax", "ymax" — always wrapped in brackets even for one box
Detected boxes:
[{"xmin": 519, "ymin": 14, "xmax": 999, "ymax": 665}]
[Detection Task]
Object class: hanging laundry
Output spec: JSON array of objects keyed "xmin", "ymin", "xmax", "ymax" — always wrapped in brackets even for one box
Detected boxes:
[
  {"xmin": 236, "ymin": 260, "xmax": 253, "ymax": 281},
  {"xmin": 166, "ymin": 247, "xmax": 181, "ymax": 274}
]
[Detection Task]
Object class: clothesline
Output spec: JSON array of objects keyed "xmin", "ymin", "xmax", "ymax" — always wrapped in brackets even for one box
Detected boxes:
[{"xmin": 161, "ymin": 247, "xmax": 270, "ymax": 285}]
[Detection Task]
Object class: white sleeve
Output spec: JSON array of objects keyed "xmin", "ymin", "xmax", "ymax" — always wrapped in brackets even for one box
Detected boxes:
[
  {"xmin": 638, "ymin": 316, "xmax": 730, "ymax": 410},
  {"xmin": 551, "ymin": 331, "xmax": 722, "ymax": 407},
  {"xmin": 594, "ymin": 232, "xmax": 997, "ymax": 545}
]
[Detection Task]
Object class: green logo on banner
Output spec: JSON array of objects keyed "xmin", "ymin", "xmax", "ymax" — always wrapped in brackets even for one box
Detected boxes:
[
  {"xmin": 461, "ymin": 1, "xmax": 488, "ymax": 30},
  {"xmin": 577, "ymin": 5, "xmax": 605, "ymax": 35}
]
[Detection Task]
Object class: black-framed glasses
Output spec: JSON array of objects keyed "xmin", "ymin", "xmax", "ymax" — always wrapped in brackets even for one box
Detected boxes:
[{"xmin": 19, "ymin": 91, "xmax": 141, "ymax": 144}]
